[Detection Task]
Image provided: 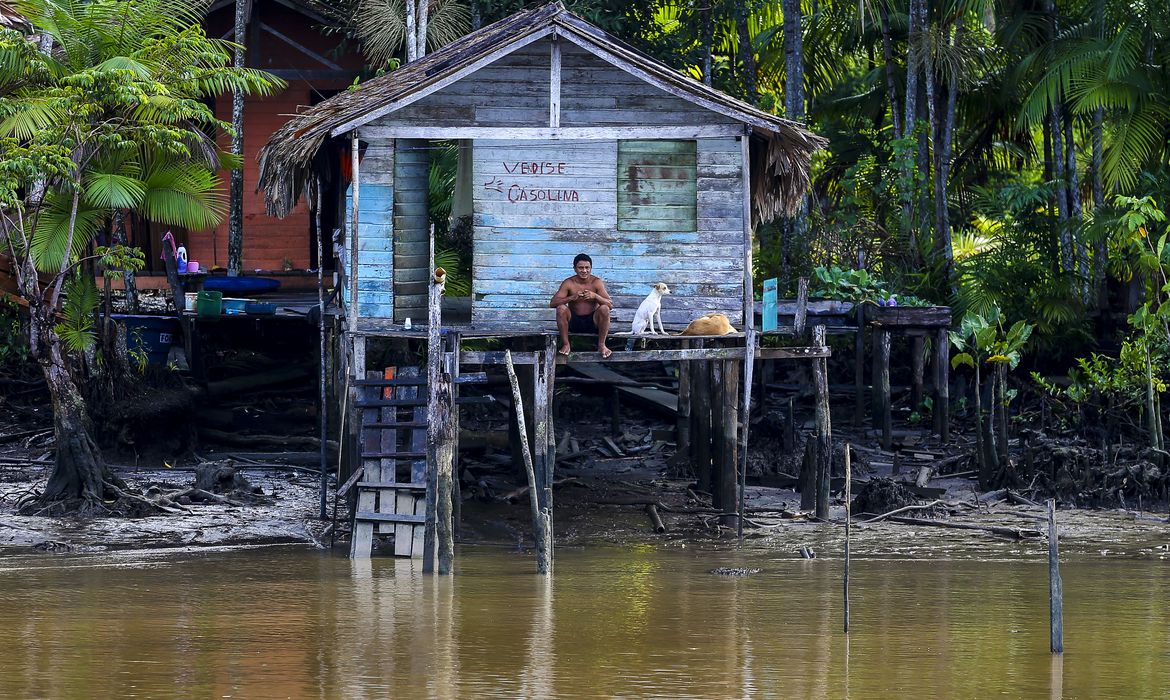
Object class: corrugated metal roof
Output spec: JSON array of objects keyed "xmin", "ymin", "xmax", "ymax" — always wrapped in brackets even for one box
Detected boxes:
[{"xmin": 258, "ymin": 1, "xmax": 824, "ymax": 222}]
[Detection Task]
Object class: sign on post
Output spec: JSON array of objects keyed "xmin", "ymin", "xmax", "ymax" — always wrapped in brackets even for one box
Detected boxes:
[{"xmin": 762, "ymin": 277, "xmax": 778, "ymax": 332}]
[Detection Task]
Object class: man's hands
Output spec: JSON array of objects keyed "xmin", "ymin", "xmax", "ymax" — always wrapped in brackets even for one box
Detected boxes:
[{"xmin": 576, "ymin": 290, "xmax": 595, "ymax": 302}]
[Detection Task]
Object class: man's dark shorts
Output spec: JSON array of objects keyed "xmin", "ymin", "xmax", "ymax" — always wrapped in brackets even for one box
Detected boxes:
[{"xmin": 568, "ymin": 312, "xmax": 598, "ymax": 334}]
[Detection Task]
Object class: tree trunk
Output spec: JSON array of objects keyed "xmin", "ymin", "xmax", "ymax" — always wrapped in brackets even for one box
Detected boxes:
[
  {"xmin": 1051, "ymin": 105, "xmax": 1071, "ymax": 271},
  {"xmin": 903, "ymin": 0, "xmax": 921, "ymax": 141},
  {"xmin": 228, "ymin": 0, "xmax": 249, "ymax": 276},
  {"xmin": 112, "ymin": 209, "xmax": 137, "ymax": 313},
  {"xmin": 782, "ymin": 0, "xmax": 808, "ymax": 244},
  {"xmin": 32, "ymin": 316, "xmax": 120, "ymax": 511},
  {"xmin": 733, "ymin": 0, "xmax": 757, "ymax": 103},
  {"xmin": 416, "ymin": 0, "xmax": 428, "ymax": 60},
  {"xmin": 880, "ymin": 1, "xmax": 901, "ymax": 138},
  {"xmin": 701, "ymin": 4, "xmax": 713, "ymax": 86},
  {"xmin": 1064, "ymin": 113, "xmax": 1087, "ymax": 301},
  {"xmin": 1092, "ymin": 107, "xmax": 1106, "ymax": 307},
  {"xmin": 933, "ymin": 20, "xmax": 962, "ymax": 282}
]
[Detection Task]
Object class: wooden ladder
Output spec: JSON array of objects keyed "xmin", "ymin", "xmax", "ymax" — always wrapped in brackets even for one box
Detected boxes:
[{"xmin": 349, "ymin": 366, "xmax": 428, "ymax": 558}]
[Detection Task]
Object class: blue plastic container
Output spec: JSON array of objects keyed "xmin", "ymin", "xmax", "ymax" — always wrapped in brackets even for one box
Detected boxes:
[
  {"xmin": 202, "ymin": 276, "xmax": 281, "ymax": 296},
  {"xmin": 111, "ymin": 314, "xmax": 180, "ymax": 365}
]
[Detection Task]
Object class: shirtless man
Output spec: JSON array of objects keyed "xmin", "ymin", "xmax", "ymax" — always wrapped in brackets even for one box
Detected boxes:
[{"xmin": 549, "ymin": 253, "xmax": 613, "ymax": 358}]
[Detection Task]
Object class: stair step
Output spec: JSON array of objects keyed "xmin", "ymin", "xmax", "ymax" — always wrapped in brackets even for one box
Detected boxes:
[
  {"xmin": 357, "ymin": 481, "xmax": 426, "ymax": 490},
  {"xmin": 363, "ymin": 422, "xmax": 429, "ymax": 429},
  {"xmin": 355, "ymin": 511, "xmax": 425, "ymax": 524},
  {"xmin": 360, "ymin": 451, "xmax": 426, "ymax": 459}
]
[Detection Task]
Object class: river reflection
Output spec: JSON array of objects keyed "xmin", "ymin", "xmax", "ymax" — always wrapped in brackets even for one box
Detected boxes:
[{"xmin": 0, "ymin": 545, "xmax": 1166, "ymax": 699}]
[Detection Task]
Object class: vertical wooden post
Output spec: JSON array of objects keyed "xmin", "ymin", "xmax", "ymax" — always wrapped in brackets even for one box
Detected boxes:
[
  {"xmin": 719, "ymin": 358, "xmax": 740, "ymax": 526},
  {"xmin": 910, "ymin": 333, "xmax": 925, "ymax": 411},
  {"xmin": 348, "ymin": 130, "xmax": 360, "ymax": 335},
  {"xmin": 873, "ymin": 328, "xmax": 892, "ymax": 451},
  {"xmin": 793, "ymin": 277, "xmax": 809, "ymax": 337},
  {"xmin": 844, "ymin": 443, "xmax": 851, "ymax": 633},
  {"xmin": 505, "ymin": 350, "xmax": 551, "ymax": 574},
  {"xmin": 452, "ymin": 332, "xmax": 462, "ymax": 537},
  {"xmin": 934, "ymin": 327, "xmax": 951, "ymax": 440},
  {"xmin": 813, "ymin": 325, "xmax": 832, "ymax": 520},
  {"xmin": 853, "ymin": 306, "xmax": 866, "ymax": 426},
  {"xmin": 542, "ymin": 337, "xmax": 557, "ymax": 561},
  {"xmin": 426, "ymin": 232, "xmax": 456, "ymax": 575},
  {"xmin": 737, "ymin": 332, "xmax": 756, "ymax": 540},
  {"xmin": 1048, "ymin": 498, "xmax": 1064, "ymax": 654},
  {"xmin": 799, "ymin": 438, "xmax": 816, "ymax": 511},
  {"xmin": 676, "ymin": 340, "xmax": 692, "ymax": 464},
  {"xmin": 693, "ymin": 341, "xmax": 712, "ymax": 492},
  {"xmin": 314, "ymin": 178, "xmax": 328, "ymax": 520}
]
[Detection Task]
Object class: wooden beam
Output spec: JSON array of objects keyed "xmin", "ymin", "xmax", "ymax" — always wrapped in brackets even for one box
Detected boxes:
[
  {"xmin": 813, "ymin": 325, "xmax": 831, "ymax": 520},
  {"xmin": 330, "ymin": 27, "xmax": 555, "ymax": 136},
  {"xmin": 259, "ymin": 22, "xmax": 343, "ymax": 70},
  {"xmin": 549, "ymin": 34, "xmax": 561, "ymax": 128},
  {"xmin": 737, "ymin": 329, "xmax": 755, "ymax": 539},
  {"xmin": 357, "ymin": 125, "xmax": 744, "ymax": 140}
]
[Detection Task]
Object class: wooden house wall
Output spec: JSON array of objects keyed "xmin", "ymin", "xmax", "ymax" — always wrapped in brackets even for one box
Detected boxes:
[
  {"xmin": 358, "ymin": 36, "xmax": 747, "ymax": 326},
  {"xmin": 345, "ymin": 142, "xmax": 395, "ymax": 318},
  {"xmin": 471, "ymin": 138, "xmax": 744, "ymax": 327},
  {"xmin": 366, "ymin": 42, "xmax": 739, "ymax": 130}
]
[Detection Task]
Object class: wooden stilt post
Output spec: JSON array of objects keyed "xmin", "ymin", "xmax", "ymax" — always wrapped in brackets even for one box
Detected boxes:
[
  {"xmin": 737, "ymin": 331, "xmax": 756, "ymax": 541},
  {"xmin": 719, "ymin": 358, "xmax": 740, "ymax": 526},
  {"xmin": 934, "ymin": 327, "xmax": 951, "ymax": 440},
  {"xmin": 1048, "ymin": 498, "xmax": 1064, "ymax": 653},
  {"xmin": 694, "ymin": 341, "xmax": 712, "ymax": 492},
  {"xmin": 677, "ymin": 340, "xmax": 692, "ymax": 464},
  {"xmin": 813, "ymin": 324, "xmax": 832, "ymax": 520},
  {"xmin": 542, "ymin": 336, "xmax": 557, "ymax": 562},
  {"xmin": 911, "ymin": 333, "xmax": 925, "ymax": 411},
  {"xmin": 314, "ymin": 177, "xmax": 328, "ymax": 519},
  {"xmin": 853, "ymin": 306, "xmax": 866, "ymax": 427},
  {"xmin": 874, "ymin": 328, "xmax": 892, "ymax": 451},
  {"xmin": 505, "ymin": 350, "xmax": 551, "ymax": 574},
  {"xmin": 452, "ymin": 332, "xmax": 462, "ymax": 537},
  {"xmin": 425, "ymin": 230, "xmax": 456, "ymax": 575}
]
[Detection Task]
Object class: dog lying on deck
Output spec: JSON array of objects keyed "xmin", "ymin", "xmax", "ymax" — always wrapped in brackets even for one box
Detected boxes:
[
  {"xmin": 630, "ymin": 283, "xmax": 670, "ymax": 335},
  {"xmin": 678, "ymin": 313, "xmax": 737, "ymax": 336}
]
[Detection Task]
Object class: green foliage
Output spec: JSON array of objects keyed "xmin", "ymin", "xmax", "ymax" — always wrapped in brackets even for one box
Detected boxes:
[
  {"xmin": 0, "ymin": 296, "xmax": 29, "ymax": 370},
  {"xmin": 811, "ymin": 265, "xmax": 932, "ymax": 306},
  {"xmin": 949, "ymin": 306, "xmax": 1034, "ymax": 371},
  {"xmin": 53, "ymin": 272, "xmax": 98, "ymax": 354}
]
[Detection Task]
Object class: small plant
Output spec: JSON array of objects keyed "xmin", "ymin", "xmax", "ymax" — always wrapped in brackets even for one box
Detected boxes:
[
  {"xmin": 811, "ymin": 265, "xmax": 933, "ymax": 307},
  {"xmin": 950, "ymin": 306, "xmax": 1033, "ymax": 487},
  {"xmin": 281, "ymin": 256, "xmax": 295, "ymax": 272}
]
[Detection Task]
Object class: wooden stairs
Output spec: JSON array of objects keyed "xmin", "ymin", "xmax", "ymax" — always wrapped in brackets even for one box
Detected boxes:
[{"xmin": 349, "ymin": 366, "xmax": 429, "ymax": 558}]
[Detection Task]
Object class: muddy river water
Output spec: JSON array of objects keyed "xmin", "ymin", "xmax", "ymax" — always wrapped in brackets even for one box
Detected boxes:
[{"xmin": 0, "ymin": 543, "xmax": 1166, "ymax": 699}]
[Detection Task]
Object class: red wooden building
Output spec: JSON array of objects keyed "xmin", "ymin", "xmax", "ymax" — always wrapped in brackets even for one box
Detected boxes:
[{"xmin": 154, "ymin": 0, "xmax": 363, "ymax": 279}]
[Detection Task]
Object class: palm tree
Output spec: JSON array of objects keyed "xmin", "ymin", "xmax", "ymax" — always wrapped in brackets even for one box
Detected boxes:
[{"xmin": 0, "ymin": 0, "xmax": 281, "ymax": 512}]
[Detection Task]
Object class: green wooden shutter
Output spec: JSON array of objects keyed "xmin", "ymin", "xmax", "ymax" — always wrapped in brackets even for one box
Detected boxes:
[{"xmin": 617, "ymin": 140, "xmax": 697, "ymax": 232}]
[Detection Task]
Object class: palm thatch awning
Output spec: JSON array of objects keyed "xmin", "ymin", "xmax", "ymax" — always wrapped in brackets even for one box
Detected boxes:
[{"xmin": 258, "ymin": 2, "xmax": 825, "ymax": 223}]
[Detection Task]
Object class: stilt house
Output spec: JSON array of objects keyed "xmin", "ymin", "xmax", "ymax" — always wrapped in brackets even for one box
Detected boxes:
[{"xmin": 259, "ymin": 2, "xmax": 828, "ymax": 568}]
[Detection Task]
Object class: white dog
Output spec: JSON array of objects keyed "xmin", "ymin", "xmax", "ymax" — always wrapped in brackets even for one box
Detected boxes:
[{"xmin": 631, "ymin": 283, "xmax": 670, "ymax": 335}]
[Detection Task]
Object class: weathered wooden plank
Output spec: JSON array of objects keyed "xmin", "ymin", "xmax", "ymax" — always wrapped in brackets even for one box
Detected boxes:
[
  {"xmin": 473, "ymin": 226, "xmax": 742, "ymax": 244},
  {"xmin": 473, "ymin": 240, "xmax": 740, "ymax": 258},
  {"xmin": 473, "ymin": 265, "xmax": 742, "ymax": 284},
  {"xmin": 473, "ymin": 279, "xmax": 742, "ymax": 296},
  {"xmin": 472, "ymin": 252, "xmax": 739, "ymax": 270}
]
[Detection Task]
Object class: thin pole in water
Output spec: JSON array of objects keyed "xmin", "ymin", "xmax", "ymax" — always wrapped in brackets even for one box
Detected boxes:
[
  {"xmin": 844, "ymin": 443, "xmax": 851, "ymax": 634},
  {"xmin": 1048, "ymin": 498, "xmax": 1064, "ymax": 653},
  {"xmin": 315, "ymin": 178, "xmax": 328, "ymax": 520}
]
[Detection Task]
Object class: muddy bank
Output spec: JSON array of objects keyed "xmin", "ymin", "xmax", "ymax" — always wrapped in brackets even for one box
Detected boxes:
[{"xmin": 0, "ymin": 466, "xmax": 327, "ymax": 553}]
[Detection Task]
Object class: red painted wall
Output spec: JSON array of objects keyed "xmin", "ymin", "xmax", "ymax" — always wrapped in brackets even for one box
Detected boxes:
[{"xmin": 179, "ymin": 1, "xmax": 362, "ymax": 273}]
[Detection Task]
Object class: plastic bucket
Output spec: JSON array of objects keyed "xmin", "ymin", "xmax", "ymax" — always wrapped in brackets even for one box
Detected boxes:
[
  {"xmin": 195, "ymin": 291, "xmax": 223, "ymax": 317},
  {"xmin": 111, "ymin": 314, "xmax": 179, "ymax": 365}
]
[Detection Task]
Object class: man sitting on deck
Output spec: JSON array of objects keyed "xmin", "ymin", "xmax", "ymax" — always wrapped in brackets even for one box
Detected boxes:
[{"xmin": 550, "ymin": 253, "xmax": 613, "ymax": 358}]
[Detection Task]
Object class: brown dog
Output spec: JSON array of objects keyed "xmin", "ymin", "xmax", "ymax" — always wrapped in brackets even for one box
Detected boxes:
[{"xmin": 678, "ymin": 313, "xmax": 737, "ymax": 336}]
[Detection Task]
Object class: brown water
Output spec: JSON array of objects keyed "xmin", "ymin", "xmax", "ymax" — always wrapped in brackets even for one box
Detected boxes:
[{"xmin": 0, "ymin": 544, "xmax": 1166, "ymax": 699}]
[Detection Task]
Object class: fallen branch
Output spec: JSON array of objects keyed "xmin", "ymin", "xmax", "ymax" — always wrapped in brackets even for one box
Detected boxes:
[
  {"xmin": 861, "ymin": 500, "xmax": 944, "ymax": 524},
  {"xmin": 886, "ymin": 515, "xmax": 1042, "ymax": 539}
]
